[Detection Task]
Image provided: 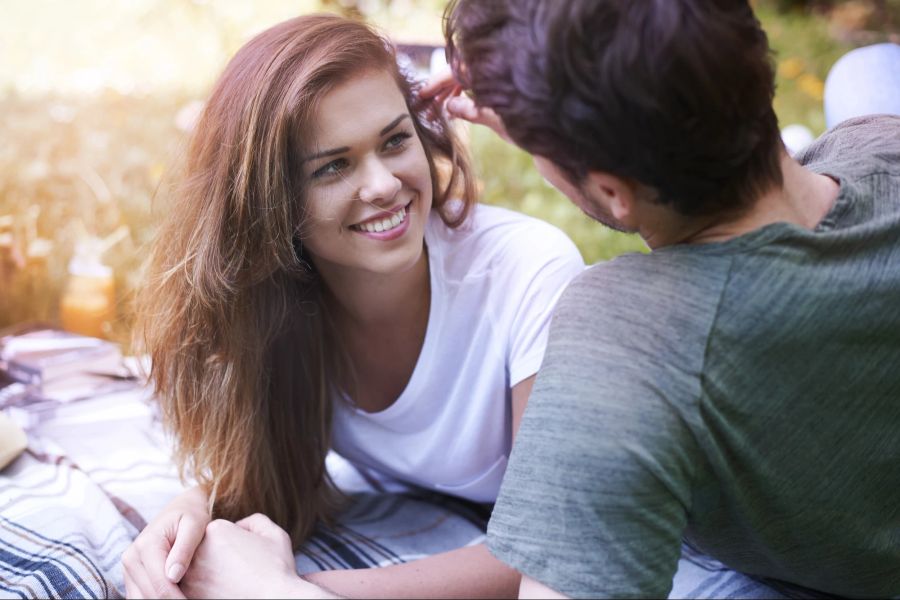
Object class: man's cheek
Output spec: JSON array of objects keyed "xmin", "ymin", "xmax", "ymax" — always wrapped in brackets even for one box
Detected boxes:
[{"xmin": 534, "ymin": 156, "xmax": 581, "ymax": 200}]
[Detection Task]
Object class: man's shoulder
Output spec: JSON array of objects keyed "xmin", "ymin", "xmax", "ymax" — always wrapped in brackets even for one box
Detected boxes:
[
  {"xmin": 544, "ymin": 250, "xmax": 734, "ymax": 392},
  {"xmin": 557, "ymin": 249, "xmax": 733, "ymax": 322},
  {"xmin": 798, "ymin": 114, "xmax": 900, "ymax": 177}
]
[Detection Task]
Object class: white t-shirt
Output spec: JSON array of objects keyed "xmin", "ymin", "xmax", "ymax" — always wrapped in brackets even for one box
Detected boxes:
[{"xmin": 330, "ymin": 204, "xmax": 585, "ymax": 502}]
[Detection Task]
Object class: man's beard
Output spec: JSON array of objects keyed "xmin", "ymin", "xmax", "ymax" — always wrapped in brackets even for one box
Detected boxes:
[{"xmin": 578, "ymin": 193, "xmax": 635, "ymax": 234}]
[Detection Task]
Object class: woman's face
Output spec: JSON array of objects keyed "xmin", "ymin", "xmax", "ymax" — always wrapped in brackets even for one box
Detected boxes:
[{"xmin": 299, "ymin": 68, "xmax": 433, "ymax": 281}]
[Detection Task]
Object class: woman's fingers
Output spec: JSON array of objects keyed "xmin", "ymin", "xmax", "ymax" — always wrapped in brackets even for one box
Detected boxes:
[
  {"xmin": 121, "ymin": 486, "xmax": 211, "ymax": 594},
  {"xmin": 122, "ymin": 543, "xmax": 186, "ymax": 599},
  {"xmin": 123, "ymin": 565, "xmax": 142, "ymax": 599},
  {"xmin": 121, "ymin": 496, "xmax": 209, "ymax": 598},
  {"xmin": 137, "ymin": 525, "xmax": 188, "ymax": 597},
  {"xmin": 165, "ymin": 514, "xmax": 206, "ymax": 583}
]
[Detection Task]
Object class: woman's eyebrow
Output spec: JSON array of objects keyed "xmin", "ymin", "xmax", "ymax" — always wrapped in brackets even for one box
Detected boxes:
[
  {"xmin": 303, "ymin": 114, "xmax": 410, "ymax": 163},
  {"xmin": 303, "ymin": 146, "xmax": 350, "ymax": 163},
  {"xmin": 308, "ymin": 146, "xmax": 350, "ymax": 162},
  {"xmin": 380, "ymin": 114, "xmax": 409, "ymax": 135}
]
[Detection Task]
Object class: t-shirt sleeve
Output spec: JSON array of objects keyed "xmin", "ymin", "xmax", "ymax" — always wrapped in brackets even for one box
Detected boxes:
[
  {"xmin": 504, "ymin": 224, "xmax": 585, "ymax": 387},
  {"xmin": 488, "ymin": 266, "xmax": 702, "ymax": 598}
]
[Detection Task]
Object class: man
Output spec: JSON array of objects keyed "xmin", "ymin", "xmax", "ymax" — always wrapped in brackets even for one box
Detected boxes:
[{"xmin": 434, "ymin": 0, "xmax": 900, "ymax": 597}]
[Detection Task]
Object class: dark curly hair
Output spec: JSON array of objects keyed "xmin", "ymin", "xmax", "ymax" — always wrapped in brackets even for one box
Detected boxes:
[{"xmin": 445, "ymin": 0, "xmax": 784, "ymax": 217}]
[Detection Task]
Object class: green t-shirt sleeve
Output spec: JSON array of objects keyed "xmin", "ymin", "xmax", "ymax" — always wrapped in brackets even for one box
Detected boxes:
[{"xmin": 487, "ymin": 265, "xmax": 704, "ymax": 598}]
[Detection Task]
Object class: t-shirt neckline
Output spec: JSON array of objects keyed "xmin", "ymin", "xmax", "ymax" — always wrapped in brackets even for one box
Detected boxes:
[
  {"xmin": 656, "ymin": 168, "xmax": 854, "ymax": 256},
  {"xmin": 343, "ymin": 217, "xmax": 442, "ymax": 421}
]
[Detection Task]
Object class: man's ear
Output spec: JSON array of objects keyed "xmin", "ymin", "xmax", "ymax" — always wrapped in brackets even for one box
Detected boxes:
[{"xmin": 583, "ymin": 171, "xmax": 637, "ymax": 223}]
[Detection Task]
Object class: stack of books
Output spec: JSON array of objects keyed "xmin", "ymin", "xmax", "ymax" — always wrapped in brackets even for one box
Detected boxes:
[{"xmin": 0, "ymin": 325, "xmax": 130, "ymax": 406}]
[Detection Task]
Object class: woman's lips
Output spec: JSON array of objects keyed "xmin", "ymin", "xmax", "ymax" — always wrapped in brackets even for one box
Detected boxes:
[{"xmin": 350, "ymin": 201, "xmax": 412, "ymax": 241}]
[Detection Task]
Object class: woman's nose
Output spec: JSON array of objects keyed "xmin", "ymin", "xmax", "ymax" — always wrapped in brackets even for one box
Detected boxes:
[{"xmin": 357, "ymin": 157, "xmax": 401, "ymax": 205}]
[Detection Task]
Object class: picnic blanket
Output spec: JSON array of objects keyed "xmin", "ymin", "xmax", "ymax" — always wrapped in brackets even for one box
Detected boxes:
[
  {"xmin": 0, "ymin": 387, "xmax": 492, "ymax": 599},
  {"xmin": 0, "ymin": 385, "xmax": 810, "ymax": 599}
]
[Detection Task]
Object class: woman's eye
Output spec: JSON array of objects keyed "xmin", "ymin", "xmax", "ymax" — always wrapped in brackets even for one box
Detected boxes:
[
  {"xmin": 312, "ymin": 158, "xmax": 348, "ymax": 179},
  {"xmin": 384, "ymin": 132, "xmax": 412, "ymax": 151}
]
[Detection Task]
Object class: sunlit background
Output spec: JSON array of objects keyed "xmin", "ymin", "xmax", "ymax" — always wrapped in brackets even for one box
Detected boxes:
[{"xmin": 1, "ymin": 0, "xmax": 897, "ymax": 347}]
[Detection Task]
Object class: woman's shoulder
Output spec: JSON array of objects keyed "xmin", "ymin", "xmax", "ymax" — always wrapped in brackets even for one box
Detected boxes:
[
  {"xmin": 426, "ymin": 204, "xmax": 584, "ymax": 292},
  {"xmin": 428, "ymin": 203, "xmax": 582, "ymax": 272}
]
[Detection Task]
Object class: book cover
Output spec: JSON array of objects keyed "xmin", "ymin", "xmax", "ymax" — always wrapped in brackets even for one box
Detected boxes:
[{"xmin": 0, "ymin": 328, "xmax": 123, "ymax": 387}]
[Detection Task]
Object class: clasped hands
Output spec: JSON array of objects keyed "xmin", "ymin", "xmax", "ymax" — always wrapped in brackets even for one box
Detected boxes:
[{"xmin": 121, "ymin": 487, "xmax": 331, "ymax": 599}]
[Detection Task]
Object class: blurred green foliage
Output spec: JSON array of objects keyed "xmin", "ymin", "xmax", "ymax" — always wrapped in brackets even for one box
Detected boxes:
[
  {"xmin": 758, "ymin": 0, "xmax": 898, "ymax": 133},
  {"xmin": 470, "ymin": 128, "xmax": 647, "ymax": 264},
  {"xmin": 0, "ymin": 92, "xmax": 186, "ymax": 340}
]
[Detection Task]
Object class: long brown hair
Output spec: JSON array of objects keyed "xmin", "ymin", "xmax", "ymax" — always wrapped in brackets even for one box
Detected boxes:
[{"xmin": 138, "ymin": 14, "xmax": 475, "ymax": 546}]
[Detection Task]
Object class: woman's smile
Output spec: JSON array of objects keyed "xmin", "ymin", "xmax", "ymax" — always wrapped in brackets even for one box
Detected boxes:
[{"xmin": 350, "ymin": 201, "xmax": 412, "ymax": 240}]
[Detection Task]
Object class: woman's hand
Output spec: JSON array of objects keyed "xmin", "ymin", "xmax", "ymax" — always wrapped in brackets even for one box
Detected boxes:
[
  {"xmin": 419, "ymin": 69, "xmax": 513, "ymax": 144},
  {"xmin": 180, "ymin": 514, "xmax": 336, "ymax": 599},
  {"xmin": 121, "ymin": 486, "xmax": 210, "ymax": 599}
]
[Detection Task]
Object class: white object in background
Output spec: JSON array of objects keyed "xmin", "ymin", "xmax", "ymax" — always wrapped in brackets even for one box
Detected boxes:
[
  {"xmin": 175, "ymin": 100, "xmax": 205, "ymax": 133},
  {"xmin": 396, "ymin": 52, "xmax": 419, "ymax": 82},
  {"xmin": 781, "ymin": 124, "xmax": 815, "ymax": 156},
  {"xmin": 430, "ymin": 47, "xmax": 449, "ymax": 78},
  {"xmin": 0, "ymin": 411, "xmax": 27, "ymax": 469},
  {"xmin": 1, "ymin": 334, "xmax": 107, "ymax": 360}
]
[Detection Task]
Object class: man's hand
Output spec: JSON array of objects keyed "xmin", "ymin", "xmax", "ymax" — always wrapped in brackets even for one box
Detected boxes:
[
  {"xmin": 180, "ymin": 513, "xmax": 338, "ymax": 599},
  {"xmin": 419, "ymin": 69, "xmax": 513, "ymax": 144}
]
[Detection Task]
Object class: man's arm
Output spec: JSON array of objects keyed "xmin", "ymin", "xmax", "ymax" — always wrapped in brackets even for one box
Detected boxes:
[{"xmin": 485, "ymin": 269, "xmax": 703, "ymax": 598}]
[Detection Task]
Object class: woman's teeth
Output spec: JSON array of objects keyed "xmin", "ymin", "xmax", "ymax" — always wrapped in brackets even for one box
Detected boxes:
[{"xmin": 355, "ymin": 206, "xmax": 406, "ymax": 233}]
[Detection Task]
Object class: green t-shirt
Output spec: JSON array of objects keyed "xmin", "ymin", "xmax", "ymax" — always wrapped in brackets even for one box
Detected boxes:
[{"xmin": 487, "ymin": 115, "xmax": 900, "ymax": 599}]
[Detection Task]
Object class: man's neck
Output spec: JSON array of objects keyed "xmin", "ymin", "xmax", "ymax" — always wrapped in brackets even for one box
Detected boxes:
[{"xmin": 644, "ymin": 152, "xmax": 840, "ymax": 248}]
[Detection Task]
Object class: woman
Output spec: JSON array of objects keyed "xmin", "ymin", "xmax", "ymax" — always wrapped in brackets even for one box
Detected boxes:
[{"xmin": 122, "ymin": 13, "xmax": 584, "ymax": 599}]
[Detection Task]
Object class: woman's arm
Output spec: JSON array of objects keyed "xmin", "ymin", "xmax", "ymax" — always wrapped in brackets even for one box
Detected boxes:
[
  {"xmin": 302, "ymin": 376, "xmax": 536, "ymax": 599},
  {"xmin": 182, "ymin": 521, "xmax": 519, "ymax": 599},
  {"xmin": 511, "ymin": 375, "xmax": 535, "ymax": 439},
  {"xmin": 303, "ymin": 544, "xmax": 519, "ymax": 599}
]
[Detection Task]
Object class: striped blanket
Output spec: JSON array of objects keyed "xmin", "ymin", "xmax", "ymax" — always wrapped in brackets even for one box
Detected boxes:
[
  {"xmin": 0, "ymin": 388, "xmax": 492, "ymax": 599},
  {"xmin": 0, "ymin": 386, "xmax": 806, "ymax": 599}
]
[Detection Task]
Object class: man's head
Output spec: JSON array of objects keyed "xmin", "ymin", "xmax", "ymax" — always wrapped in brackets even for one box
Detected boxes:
[{"xmin": 445, "ymin": 0, "xmax": 784, "ymax": 221}]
